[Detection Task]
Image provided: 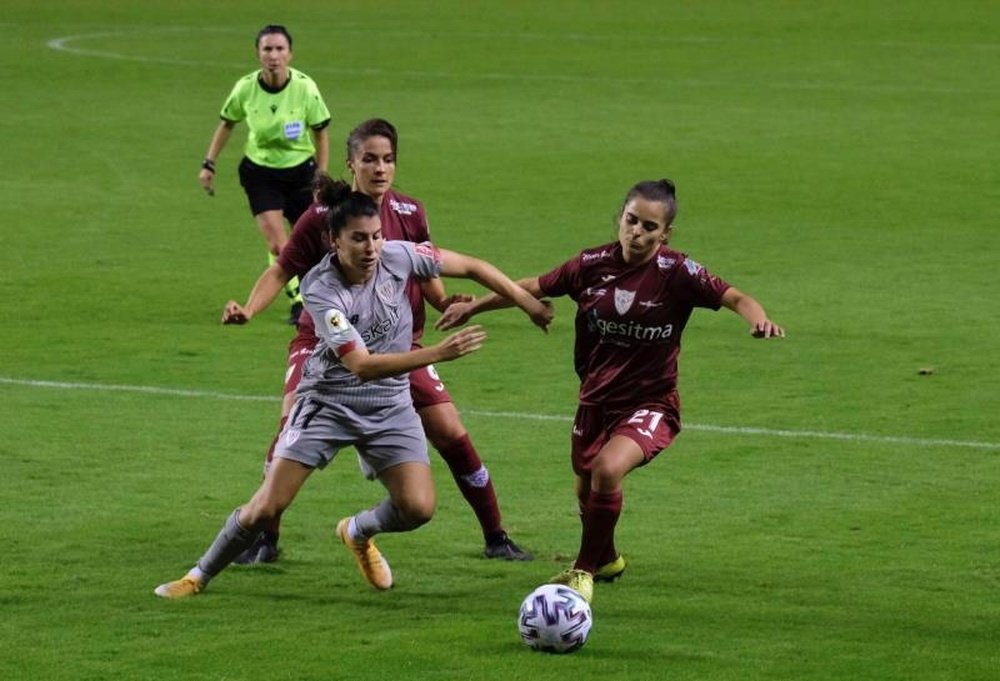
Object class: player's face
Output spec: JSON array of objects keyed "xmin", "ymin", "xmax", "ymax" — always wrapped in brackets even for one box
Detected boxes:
[
  {"xmin": 257, "ymin": 34, "xmax": 292, "ymax": 76},
  {"xmin": 334, "ymin": 215, "xmax": 384, "ymax": 283},
  {"xmin": 618, "ymin": 197, "xmax": 672, "ymax": 263},
  {"xmin": 348, "ymin": 136, "xmax": 396, "ymax": 201}
]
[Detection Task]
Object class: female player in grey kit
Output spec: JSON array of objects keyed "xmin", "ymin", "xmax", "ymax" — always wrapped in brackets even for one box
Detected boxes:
[
  {"xmin": 437, "ymin": 179, "xmax": 784, "ymax": 603},
  {"xmin": 223, "ymin": 119, "xmax": 533, "ymax": 564},
  {"xmin": 155, "ymin": 182, "xmax": 552, "ymax": 598}
]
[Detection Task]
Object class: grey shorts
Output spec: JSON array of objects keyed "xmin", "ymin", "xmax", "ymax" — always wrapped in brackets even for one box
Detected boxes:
[{"xmin": 274, "ymin": 396, "xmax": 429, "ymax": 480}]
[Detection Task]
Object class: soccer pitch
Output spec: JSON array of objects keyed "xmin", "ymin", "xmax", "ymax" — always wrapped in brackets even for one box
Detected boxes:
[{"xmin": 2, "ymin": 2, "xmax": 998, "ymax": 679}]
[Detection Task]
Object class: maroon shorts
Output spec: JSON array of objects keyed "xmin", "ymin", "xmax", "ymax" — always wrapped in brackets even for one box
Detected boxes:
[
  {"xmin": 570, "ymin": 393, "xmax": 681, "ymax": 476},
  {"xmin": 283, "ymin": 311, "xmax": 318, "ymax": 396},
  {"xmin": 284, "ymin": 312, "xmax": 453, "ymax": 409}
]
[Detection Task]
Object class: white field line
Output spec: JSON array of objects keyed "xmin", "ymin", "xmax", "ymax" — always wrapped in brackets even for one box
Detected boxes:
[
  {"xmin": 2, "ymin": 376, "xmax": 997, "ymax": 452},
  {"xmin": 45, "ymin": 30, "xmax": 1000, "ymax": 97}
]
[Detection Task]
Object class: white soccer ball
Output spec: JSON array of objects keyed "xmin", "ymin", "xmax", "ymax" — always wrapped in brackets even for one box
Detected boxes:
[{"xmin": 517, "ymin": 583, "xmax": 593, "ymax": 653}]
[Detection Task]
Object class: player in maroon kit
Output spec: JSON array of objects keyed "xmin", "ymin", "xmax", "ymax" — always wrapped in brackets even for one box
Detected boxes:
[
  {"xmin": 222, "ymin": 119, "xmax": 534, "ymax": 563},
  {"xmin": 436, "ymin": 178, "xmax": 784, "ymax": 602}
]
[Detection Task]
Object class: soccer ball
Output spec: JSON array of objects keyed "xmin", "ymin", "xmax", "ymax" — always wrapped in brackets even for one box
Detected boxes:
[{"xmin": 517, "ymin": 583, "xmax": 593, "ymax": 653}]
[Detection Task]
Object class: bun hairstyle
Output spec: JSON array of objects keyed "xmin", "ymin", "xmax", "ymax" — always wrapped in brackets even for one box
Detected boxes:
[
  {"xmin": 312, "ymin": 177, "xmax": 378, "ymax": 235},
  {"xmin": 622, "ymin": 178, "xmax": 678, "ymax": 227}
]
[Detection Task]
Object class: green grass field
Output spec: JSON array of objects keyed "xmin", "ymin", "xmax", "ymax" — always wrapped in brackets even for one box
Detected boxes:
[{"xmin": 2, "ymin": 1, "xmax": 998, "ymax": 679}]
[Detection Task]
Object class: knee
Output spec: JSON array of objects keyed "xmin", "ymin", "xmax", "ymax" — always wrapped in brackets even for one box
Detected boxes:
[
  {"xmin": 590, "ymin": 462, "xmax": 625, "ymax": 494},
  {"xmin": 397, "ymin": 494, "xmax": 435, "ymax": 529},
  {"xmin": 242, "ymin": 493, "xmax": 287, "ymax": 526},
  {"xmin": 422, "ymin": 417, "xmax": 467, "ymax": 450}
]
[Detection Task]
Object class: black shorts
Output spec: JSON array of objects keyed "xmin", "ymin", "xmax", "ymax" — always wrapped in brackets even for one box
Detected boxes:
[{"xmin": 238, "ymin": 157, "xmax": 316, "ymax": 223}]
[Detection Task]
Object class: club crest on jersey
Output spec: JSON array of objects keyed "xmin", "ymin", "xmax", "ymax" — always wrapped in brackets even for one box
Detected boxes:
[
  {"xmin": 325, "ymin": 309, "xmax": 350, "ymax": 333},
  {"xmin": 376, "ymin": 279, "xmax": 395, "ymax": 304},
  {"xmin": 684, "ymin": 258, "xmax": 703, "ymax": 275},
  {"xmin": 614, "ymin": 288, "xmax": 636, "ymax": 315}
]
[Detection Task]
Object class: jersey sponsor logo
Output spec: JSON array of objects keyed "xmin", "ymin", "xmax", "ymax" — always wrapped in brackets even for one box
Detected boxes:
[
  {"xmin": 582, "ymin": 249, "xmax": 611, "ymax": 263},
  {"xmin": 361, "ymin": 307, "xmax": 401, "ymax": 344},
  {"xmin": 656, "ymin": 255, "xmax": 675, "ymax": 271},
  {"xmin": 587, "ymin": 309, "xmax": 674, "ymax": 342},
  {"xmin": 614, "ymin": 288, "xmax": 636, "ymax": 315},
  {"xmin": 684, "ymin": 258, "xmax": 703, "ymax": 275},
  {"xmin": 390, "ymin": 199, "xmax": 418, "ymax": 215},
  {"xmin": 584, "ymin": 287, "xmax": 607, "ymax": 298},
  {"xmin": 325, "ymin": 309, "xmax": 350, "ymax": 333},
  {"xmin": 283, "ymin": 120, "xmax": 304, "ymax": 140},
  {"xmin": 638, "ymin": 300, "xmax": 663, "ymax": 309}
]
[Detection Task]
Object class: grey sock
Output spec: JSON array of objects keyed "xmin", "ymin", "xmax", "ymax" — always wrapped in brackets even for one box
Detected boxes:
[
  {"xmin": 354, "ymin": 499, "xmax": 412, "ymax": 538},
  {"xmin": 196, "ymin": 508, "xmax": 259, "ymax": 577}
]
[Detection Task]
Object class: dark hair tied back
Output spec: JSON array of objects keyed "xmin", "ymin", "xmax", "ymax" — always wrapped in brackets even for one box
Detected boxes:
[
  {"xmin": 256, "ymin": 24, "xmax": 293, "ymax": 49},
  {"xmin": 316, "ymin": 178, "xmax": 379, "ymax": 235},
  {"xmin": 623, "ymin": 178, "xmax": 679, "ymax": 227}
]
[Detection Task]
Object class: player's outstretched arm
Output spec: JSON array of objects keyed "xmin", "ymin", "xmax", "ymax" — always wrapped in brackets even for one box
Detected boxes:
[
  {"xmin": 419, "ymin": 278, "xmax": 474, "ymax": 313},
  {"xmin": 720, "ymin": 287, "xmax": 785, "ymax": 339},
  {"xmin": 341, "ymin": 326, "xmax": 487, "ymax": 382},
  {"xmin": 436, "ymin": 250, "xmax": 550, "ymax": 332},
  {"xmin": 435, "ymin": 275, "xmax": 545, "ymax": 331},
  {"xmin": 222, "ymin": 262, "xmax": 293, "ymax": 324}
]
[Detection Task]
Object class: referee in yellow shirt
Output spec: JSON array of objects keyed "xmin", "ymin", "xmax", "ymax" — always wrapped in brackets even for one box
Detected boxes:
[{"xmin": 199, "ymin": 24, "xmax": 331, "ymax": 325}]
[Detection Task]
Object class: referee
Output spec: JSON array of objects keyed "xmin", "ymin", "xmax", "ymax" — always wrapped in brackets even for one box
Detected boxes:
[{"xmin": 199, "ymin": 24, "xmax": 331, "ymax": 325}]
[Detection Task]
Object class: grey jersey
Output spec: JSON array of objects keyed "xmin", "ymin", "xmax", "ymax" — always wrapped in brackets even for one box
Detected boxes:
[{"xmin": 297, "ymin": 240, "xmax": 442, "ymax": 413}]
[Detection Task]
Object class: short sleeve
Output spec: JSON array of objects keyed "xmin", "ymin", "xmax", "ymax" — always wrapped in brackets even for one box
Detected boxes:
[
  {"xmin": 278, "ymin": 206, "xmax": 328, "ymax": 277},
  {"xmin": 538, "ymin": 255, "xmax": 582, "ymax": 299},
  {"xmin": 313, "ymin": 306, "xmax": 363, "ymax": 357},
  {"xmin": 305, "ymin": 79, "xmax": 332, "ymax": 128},
  {"xmin": 382, "ymin": 241, "xmax": 441, "ymax": 280},
  {"xmin": 677, "ymin": 257, "xmax": 730, "ymax": 310},
  {"xmin": 219, "ymin": 78, "xmax": 248, "ymax": 122}
]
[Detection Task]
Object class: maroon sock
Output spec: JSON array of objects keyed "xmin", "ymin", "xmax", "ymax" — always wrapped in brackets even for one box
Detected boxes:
[
  {"xmin": 262, "ymin": 416, "xmax": 288, "ymax": 539},
  {"xmin": 438, "ymin": 434, "xmax": 503, "ymax": 539},
  {"xmin": 577, "ymin": 493, "xmax": 617, "ymax": 567},
  {"xmin": 574, "ymin": 489, "xmax": 623, "ymax": 573}
]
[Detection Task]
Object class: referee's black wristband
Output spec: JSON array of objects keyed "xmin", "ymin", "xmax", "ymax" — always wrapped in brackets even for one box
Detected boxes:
[{"xmin": 201, "ymin": 158, "xmax": 216, "ymax": 173}]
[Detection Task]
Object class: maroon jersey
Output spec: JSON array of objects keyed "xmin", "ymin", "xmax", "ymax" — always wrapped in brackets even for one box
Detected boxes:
[
  {"xmin": 538, "ymin": 242, "xmax": 730, "ymax": 406},
  {"xmin": 278, "ymin": 188, "xmax": 432, "ymax": 340}
]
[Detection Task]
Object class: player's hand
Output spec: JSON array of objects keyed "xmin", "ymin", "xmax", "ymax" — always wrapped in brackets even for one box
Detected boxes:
[
  {"xmin": 222, "ymin": 300, "xmax": 250, "ymax": 325},
  {"xmin": 199, "ymin": 169, "xmax": 215, "ymax": 197},
  {"xmin": 435, "ymin": 300, "xmax": 475, "ymax": 331},
  {"xmin": 527, "ymin": 299, "xmax": 554, "ymax": 334},
  {"xmin": 751, "ymin": 319, "xmax": 784, "ymax": 339},
  {"xmin": 436, "ymin": 325, "xmax": 486, "ymax": 361}
]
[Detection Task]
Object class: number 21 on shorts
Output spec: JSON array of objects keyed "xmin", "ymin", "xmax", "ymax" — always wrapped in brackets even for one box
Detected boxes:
[{"xmin": 627, "ymin": 409, "xmax": 664, "ymax": 439}]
